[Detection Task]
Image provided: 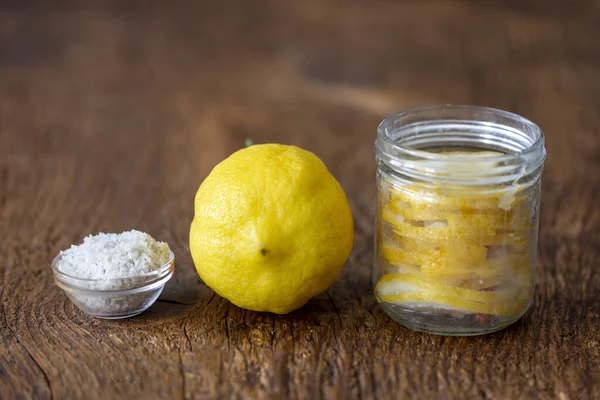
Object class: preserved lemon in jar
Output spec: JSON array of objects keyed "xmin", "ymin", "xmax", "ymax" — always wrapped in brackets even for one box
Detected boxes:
[{"xmin": 374, "ymin": 105, "xmax": 546, "ymax": 335}]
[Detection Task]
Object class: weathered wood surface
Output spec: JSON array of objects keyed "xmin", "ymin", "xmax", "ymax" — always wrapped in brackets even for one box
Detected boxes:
[{"xmin": 1, "ymin": 0, "xmax": 599, "ymax": 399}]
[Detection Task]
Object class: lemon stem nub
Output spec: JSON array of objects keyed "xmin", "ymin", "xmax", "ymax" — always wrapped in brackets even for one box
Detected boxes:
[{"xmin": 260, "ymin": 248, "xmax": 269, "ymax": 256}]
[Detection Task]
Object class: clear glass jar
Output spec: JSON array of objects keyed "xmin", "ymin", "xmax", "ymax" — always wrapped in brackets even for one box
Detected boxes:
[{"xmin": 374, "ymin": 105, "xmax": 546, "ymax": 336}]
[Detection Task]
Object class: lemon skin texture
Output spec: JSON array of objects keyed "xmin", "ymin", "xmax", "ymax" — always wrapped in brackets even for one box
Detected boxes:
[{"xmin": 190, "ymin": 144, "xmax": 354, "ymax": 314}]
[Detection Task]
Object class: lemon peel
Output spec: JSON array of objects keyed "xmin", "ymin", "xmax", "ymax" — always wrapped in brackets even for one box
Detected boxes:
[{"xmin": 190, "ymin": 144, "xmax": 354, "ymax": 314}]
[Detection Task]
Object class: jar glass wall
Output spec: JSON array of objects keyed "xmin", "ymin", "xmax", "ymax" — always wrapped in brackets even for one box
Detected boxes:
[{"xmin": 373, "ymin": 105, "xmax": 546, "ymax": 336}]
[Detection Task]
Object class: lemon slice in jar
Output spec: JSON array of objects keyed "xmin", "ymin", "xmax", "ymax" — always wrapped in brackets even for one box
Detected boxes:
[
  {"xmin": 375, "ymin": 274, "xmax": 527, "ymax": 316},
  {"xmin": 382, "ymin": 208, "xmax": 499, "ymax": 242},
  {"xmin": 376, "ymin": 150, "xmax": 534, "ymax": 318},
  {"xmin": 383, "ymin": 208, "xmax": 527, "ymax": 246},
  {"xmin": 387, "ymin": 185, "xmax": 519, "ymax": 213},
  {"xmin": 381, "ymin": 261, "xmax": 422, "ymax": 276},
  {"xmin": 377, "ymin": 292, "xmax": 526, "ymax": 316}
]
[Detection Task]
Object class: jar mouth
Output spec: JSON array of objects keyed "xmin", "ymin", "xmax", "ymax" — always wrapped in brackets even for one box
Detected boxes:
[{"xmin": 375, "ymin": 105, "xmax": 546, "ymax": 184}]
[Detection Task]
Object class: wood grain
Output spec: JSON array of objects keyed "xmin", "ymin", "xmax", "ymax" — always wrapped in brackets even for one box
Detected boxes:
[{"xmin": 1, "ymin": 0, "xmax": 599, "ymax": 399}]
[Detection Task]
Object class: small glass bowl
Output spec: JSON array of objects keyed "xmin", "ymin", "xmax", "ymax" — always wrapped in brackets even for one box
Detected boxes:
[{"xmin": 51, "ymin": 252, "xmax": 175, "ymax": 319}]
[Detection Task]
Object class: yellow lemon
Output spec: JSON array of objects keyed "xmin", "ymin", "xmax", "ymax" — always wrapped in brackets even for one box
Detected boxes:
[{"xmin": 190, "ymin": 144, "xmax": 354, "ymax": 314}]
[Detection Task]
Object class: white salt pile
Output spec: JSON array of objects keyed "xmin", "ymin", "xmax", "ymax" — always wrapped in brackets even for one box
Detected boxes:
[
  {"xmin": 58, "ymin": 230, "xmax": 171, "ymax": 282},
  {"xmin": 54, "ymin": 230, "xmax": 173, "ymax": 318}
]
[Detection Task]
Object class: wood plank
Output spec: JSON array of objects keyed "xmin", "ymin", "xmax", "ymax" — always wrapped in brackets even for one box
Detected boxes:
[{"xmin": 0, "ymin": 0, "xmax": 599, "ymax": 398}]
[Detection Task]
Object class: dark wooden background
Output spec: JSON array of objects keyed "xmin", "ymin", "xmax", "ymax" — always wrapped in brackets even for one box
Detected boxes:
[{"xmin": 1, "ymin": 0, "xmax": 599, "ymax": 399}]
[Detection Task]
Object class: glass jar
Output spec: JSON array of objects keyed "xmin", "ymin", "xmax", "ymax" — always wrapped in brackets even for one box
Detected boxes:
[{"xmin": 373, "ymin": 105, "xmax": 546, "ymax": 336}]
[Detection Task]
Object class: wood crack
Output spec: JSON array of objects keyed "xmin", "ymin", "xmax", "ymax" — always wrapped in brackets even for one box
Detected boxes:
[
  {"xmin": 325, "ymin": 290, "xmax": 342, "ymax": 339},
  {"xmin": 203, "ymin": 292, "xmax": 216, "ymax": 310},
  {"xmin": 224, "ymin": 302, "xmax": 231, "ymax": 351},
  {"xmin": 270, "ymin": 314, "xmax": 276, "ymax": 352},
  {"xmin": 1, "ymin": 261, "xmax": 53, "ymax": 399},
  {"xmin": 183, "ymin": 323, "xmax": 192, "ymax": 351},
  {"xmin": 178, "ymin": 349, "xmax": 187, "ymax": 400},
  {"xmin": 5, "ymin": 323, "xmax": 53, "ymax": 400},
  {"xmin": 290, "ymin": 320, "xmax": 295, "ymax": 366},
  {"xmin": 156, "ymin": 298, "xmax": 191, "ymax": 305},
  {"xmin": 181, "ymin": 293, "xmax": 216, "ymax": 351}
]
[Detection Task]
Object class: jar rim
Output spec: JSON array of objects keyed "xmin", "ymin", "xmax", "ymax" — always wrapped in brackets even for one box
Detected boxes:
[{"xmin": 375, "ymin": 104, "xmax": 546, "ymax": 184}]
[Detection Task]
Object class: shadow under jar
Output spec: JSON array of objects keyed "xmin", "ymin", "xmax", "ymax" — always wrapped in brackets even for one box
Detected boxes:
[{"xmin": 373, "ymin": 105, "xmax": 546, "ymax": 336}]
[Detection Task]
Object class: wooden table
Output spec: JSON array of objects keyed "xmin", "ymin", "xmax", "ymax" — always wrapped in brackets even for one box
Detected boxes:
[{"xmin": 1, "ymin": 1, "xmax": 599, "ymax": 399}]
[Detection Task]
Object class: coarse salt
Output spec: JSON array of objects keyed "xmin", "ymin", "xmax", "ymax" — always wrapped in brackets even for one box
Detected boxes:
[
  {"xmin": 58, "ymin": 230, "xmax": 171, "ymax": 283},
  {"xmin": 54, "ymin": 230, "xmax": 173, "ymax": 318}
]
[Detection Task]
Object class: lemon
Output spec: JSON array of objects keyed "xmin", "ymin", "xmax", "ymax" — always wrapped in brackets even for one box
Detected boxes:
[{"xmin": 190, "ymin": 144, "xmax": 354, "ymax": 314}]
